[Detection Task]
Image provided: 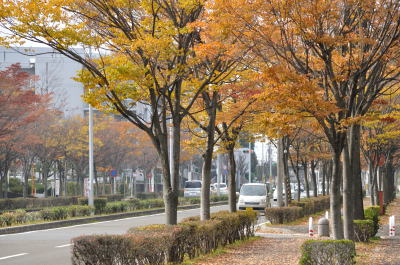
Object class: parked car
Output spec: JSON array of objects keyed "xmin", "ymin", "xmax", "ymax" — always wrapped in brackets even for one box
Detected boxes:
[
  {"xmin": 237, "ymin": 183, "xmax": 271, "ymax": 211},
  {"xmin": 210, "ymin": 183, "xmax": 228, "ymax": 195},
  {"xmin": 184, "ymin": 180, "xmax": 202, "ymax": 197}
]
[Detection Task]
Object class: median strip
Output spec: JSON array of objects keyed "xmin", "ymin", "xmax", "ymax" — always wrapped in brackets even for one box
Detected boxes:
[
  {"xmin": 0, "ymin": 201, "xmax": 227, "ymax": 235},
  {"xmin": 0, "ymin": 253, "xmax": 28, "ymax": 260}
]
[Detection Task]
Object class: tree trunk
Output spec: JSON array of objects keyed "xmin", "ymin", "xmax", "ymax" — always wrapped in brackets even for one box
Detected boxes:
[
  {"xmin": 200, "ymin": 91, "xmax": 217, "ymax": 221},
  {"xmin": 228, "ymin": 148, "xmax": 237, "ymax": 212},
  {"xmin": 349, "ymin": 124, "xmax": 364, "ymax": 219},
  {"xmin": 283, "ymin": 137, "xmax": 291, "ymax": 205},
  {"xmin": 331, "ymin": 150, "xmax": 344, "ymax": 239},
  {"xmin": 322, "ymin": 162, "xmax": 326, "ymax": 196},
  {"xmin": 310, "ymin": 160, "xmax": 318, "ymax": 197},
  {"xmin": 43, "ymin": 168, "xmax": 48, "ymax": 198},
  {"xmin": 368, "ymin": 160, "xmax": 375, "ymax": 205},
  {"xmin": 303, "ymin": 161, "xmax": 310, "ymax": 198},
  {"xmin": 342, "ymin": 142, "xmax": 354, "ymax": 240}
]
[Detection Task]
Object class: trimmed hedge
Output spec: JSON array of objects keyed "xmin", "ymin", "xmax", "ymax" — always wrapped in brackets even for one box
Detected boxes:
[
  {"xmin": 265, "ymin": 206, "xmax": 303, "ymax": 224},
  {"xmin": 300, "ymin": 240, "xmax": 356, "ymax": 265},
  {"xmin": 0, "ymin": 205, "xmax": 94, "ymax": 227},
  {"xmin": 0, "ymin": 195, "xmax": 228, "ymax": 228},
  {"xmin": 265, "ymin": 196, "xmax": 330, "ymax": 224},
  {"xmin": 353, "ymin": 220, "xmax": 374, "ymax": 242},
  {"xmin": 364, "ymin": 206, "xmax": 380, "ymax": 236},
  {"xmin": 72, "ymin": 210, "xmax": 257, "ymax": 265},
  {"xmin": 0, "ymin": 197, "xmax": 80, "ymax": 211}
]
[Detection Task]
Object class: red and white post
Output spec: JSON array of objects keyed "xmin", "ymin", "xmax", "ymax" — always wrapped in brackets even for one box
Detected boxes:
[
  {"xmin": 309, "ymin": 217, "xmax": 314, "ymax": 237},
  {"xmin": 389, "ymin": 216, "xmax": 396, "ymax": 237}
]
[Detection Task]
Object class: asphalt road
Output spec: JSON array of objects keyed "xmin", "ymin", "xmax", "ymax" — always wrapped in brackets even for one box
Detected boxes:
[{"xmin": 0, "ymin": 205, "xmax": 230, "ymax": 265}]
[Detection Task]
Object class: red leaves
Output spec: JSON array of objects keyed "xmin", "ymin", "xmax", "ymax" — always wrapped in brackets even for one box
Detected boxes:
[{"xmin": 0, "ymin": 63, "xmax": 48, "ymax": 141}]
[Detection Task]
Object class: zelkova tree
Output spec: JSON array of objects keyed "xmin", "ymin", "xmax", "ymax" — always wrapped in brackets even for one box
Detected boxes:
[
  {"xmin": 211, "ymin": 0, "xmax": 400, "ymax": 239},
  {"xmin": 0, "ymin": 0, "xmax": 239, "ymax": 224}
]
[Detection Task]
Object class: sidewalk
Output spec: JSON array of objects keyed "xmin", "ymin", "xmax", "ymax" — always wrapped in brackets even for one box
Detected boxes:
[
  {"xmin": 356, "ymin": 198, "xmax": 400, "ymax": 265},
  {"xmin": 191, "ymin": 215, "xmax": 312, "ymax": 264},
  {"xmin": 191, "ymin": 198, "xmax": 400, "ymax": 265}
]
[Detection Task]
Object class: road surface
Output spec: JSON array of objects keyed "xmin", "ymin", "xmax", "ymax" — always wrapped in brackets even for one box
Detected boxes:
[{"xmin": 0, "ymin": 205, "xmax": 230, "ymax": 265}]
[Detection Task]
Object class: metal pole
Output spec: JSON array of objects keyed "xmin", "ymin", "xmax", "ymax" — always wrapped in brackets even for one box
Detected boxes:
[
  {"xmin": 88, "ymin": 104, "xmax": 94, "ymax": 207},
  {"xmin": 169, "ymin": 121, "xmax": 173, "ymax": 182}
]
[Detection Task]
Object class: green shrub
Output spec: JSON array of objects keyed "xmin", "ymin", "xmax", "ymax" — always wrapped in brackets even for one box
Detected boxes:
[
  {"xmin": 39, "ymin": 208, "xmax": 55, "ymax": 220},
  {"xmin": 136, "ymin": 192, "xmax": 162, "ymax": 200},
  {"xmin": 265, "ymin": 206, "xmax": 303, "ymax": 224},
  {"xmin": 188, "ymin": 197, "xmax": 200, "ymax": 204},
  {"xmin": 300, "ymin": 240, "xmax": 356, "ymax": 265},
  {"xmin": 76, "ymin": 205, "xmax": 94, "ymax": 216},
  {"xmin": 77, "ymin": 197, "xmax": 88, "ymax": 205},
  {"xmin": 138, "ymin": 199, "xmax": 164, "ymax": 209},
  {"xmin": 364, "ymin": 206, "xmax": 380, "ymax": 236},
  {"xmin": 99, "ymin": 194, "xmax": 124, "ymax": 202},
  {"xmin": 94, "ymin": 198, "xmax": 107, "ymax": 214},
  {"xmin": 126, "ymin": 198, "xmax": 140, "ymax": 209},
  {"xmin": 0, "ymin": 196, "xmax": 79, "ymax": 211},
  {"xmin": 0, "ymin": 212, "xmax": 16, "ymax": 226},
  {"xmin": 67, "ymin": 205, "xmax": 93, "ymax": 217},
  {"xmin": 105, "ymin": 202, "xmax": 129, "ymax": 214},
  {"xmin": 14, "ymin": 209, "xmax": 27, "ymax": 224},
  {"xmin": 353, "ymin": 220, "xmax": 374, "ymax": 242},
  {"xmin": 52, "ymin": 207, "xmax": 69, "ymax": 220}
]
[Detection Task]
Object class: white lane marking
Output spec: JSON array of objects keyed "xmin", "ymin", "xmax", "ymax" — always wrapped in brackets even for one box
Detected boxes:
[
  {"xmin": 55, "ymin": 243, "xmax": 73, "ymax": 248},
  {"xmin": 0, "ymin": 205, "xmax": 227, "ymax": 238},
  {"xmin": 0, "ymin": 253, "xmax": 28, "ymax": 260}
]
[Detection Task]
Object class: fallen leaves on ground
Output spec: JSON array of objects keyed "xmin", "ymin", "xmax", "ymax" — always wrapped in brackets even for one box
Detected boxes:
[{"xmin": 193, "ymin": 237, "xmax": 306, "ymax": 265}]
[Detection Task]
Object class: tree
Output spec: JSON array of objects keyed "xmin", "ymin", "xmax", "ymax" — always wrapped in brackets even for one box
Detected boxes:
[
  {"xmin": 211, "ymin": 0, "xmax": 400, "ymax": 240},
  {"xmin": 0, "ymin": 0, "xmax": 239, "ymax": 224},
  {"xmin": 0, "ymin": 64, "xmax": 47, "ymax": 197}
]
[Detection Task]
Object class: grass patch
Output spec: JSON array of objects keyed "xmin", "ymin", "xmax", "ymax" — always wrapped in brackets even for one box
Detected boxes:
[{"xmin": 179, "ymin": 236, "xmax": 261, "ymax": 265}]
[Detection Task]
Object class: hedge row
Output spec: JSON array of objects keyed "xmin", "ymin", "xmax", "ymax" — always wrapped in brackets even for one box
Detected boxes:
[
  {"xmin": 72, "ymin": 210, "xmax": 257, "ymax": 265},
  {"xmin": 0, "ymin": 193, "xmax": 227, "ymax": 212},
  {"xmin": 0, "ymin": 196, "xmax": 229, "ymax": 227},
  {"xmin": 353, "ymin": 206, "xmax": 380, "ymax": 242},
  {"xmin": 0, "ymin": 194, "xmax": 122, "ymax": 211},
  {"xmin": 0, "ymin": 205, "xmax": 94, "ymax": 227},
  {"xmin": 265, "ymin": 196, "xmax": 330, "ymax": 224},
  {"xmin": 0, "ymin": 197, "xmax": 80, "ymax": 211},
  {"xmin": 300, "ymin": 240, "xmax": 356, "ymax": 265}
]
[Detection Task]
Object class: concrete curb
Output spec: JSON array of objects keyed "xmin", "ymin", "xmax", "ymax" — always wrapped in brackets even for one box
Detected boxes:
[{"xmin": 0, "ymin": 201, "xmax": 228, "ymax": 235}]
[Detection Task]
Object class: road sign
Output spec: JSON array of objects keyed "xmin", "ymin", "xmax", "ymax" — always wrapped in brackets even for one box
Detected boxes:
[{"xmin": 110, "ymin": 170, "xmax": 117, "ymax": 177}]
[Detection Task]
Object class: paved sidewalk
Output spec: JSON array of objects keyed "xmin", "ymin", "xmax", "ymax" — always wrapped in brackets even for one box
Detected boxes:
[
  {"xmin": 192, "ymin": 217, "xmax": 312, "ymax": 264},
  {"xmin": 356, "ymin": 198, "xmax": 400, "ymax": 265}
]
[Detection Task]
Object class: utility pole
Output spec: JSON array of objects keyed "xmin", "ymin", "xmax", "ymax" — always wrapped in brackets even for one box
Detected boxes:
[
  {"xmin": 277, "ymin": 138, "xmax": 284, "ymax": 207},
  {"xmin": 88, "ymin": 103, "xmax": 94, "ymax": 207},
  {"xmin": 269, "ymin": 141, "xmax": 273, "ymax": 184}
]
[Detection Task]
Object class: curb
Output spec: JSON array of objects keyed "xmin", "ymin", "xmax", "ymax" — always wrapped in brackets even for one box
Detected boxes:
[{"xmin": 0, "ymin": 201, "xmax": 228, "ymax": 235}]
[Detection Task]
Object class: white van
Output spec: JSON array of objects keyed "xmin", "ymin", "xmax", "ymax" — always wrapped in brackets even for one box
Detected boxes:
[
  {"xmin": 184, "ymin": 180, "xmax": 202, "ymax": 197},
  {"xmin": 238, "ymin": 183, "xmax": 271, "ymax": 211}
]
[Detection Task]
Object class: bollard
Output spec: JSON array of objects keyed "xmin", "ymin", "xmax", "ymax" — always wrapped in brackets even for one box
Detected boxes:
[
  {"xmin": 309, "ymin": 217, "xmax": 314, "ymax": 237},
  {"xmin": 325, "ymin": 211, "xmax": 329, "ymax": 219},
  {"xmin": 389, "ymin": 216, "xmax": 396, "ymax": 237},
  {"xmin": 318, "ymin": 217, "xmax": 330, "ymax": 237}
]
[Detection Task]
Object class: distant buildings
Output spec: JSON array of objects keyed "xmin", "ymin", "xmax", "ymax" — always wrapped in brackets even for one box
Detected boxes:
[{"xmin": 0, "ymin": 46, "xmax": 151, "ymax": 120}]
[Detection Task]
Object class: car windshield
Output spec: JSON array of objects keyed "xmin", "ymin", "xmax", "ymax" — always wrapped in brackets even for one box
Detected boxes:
[
  {"xmin": 240, "ymin": 185, "xmax": 266, "ymax": 196},
  {"xmin": 185, "ymin": 181, "xmax": 201, "ymax": 188}
]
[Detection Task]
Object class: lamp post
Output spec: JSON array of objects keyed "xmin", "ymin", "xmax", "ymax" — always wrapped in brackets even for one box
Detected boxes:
[{"xmin": 88, "ymin": 104, "xmax": 94, "ymax": 208}]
